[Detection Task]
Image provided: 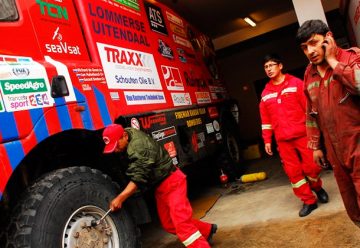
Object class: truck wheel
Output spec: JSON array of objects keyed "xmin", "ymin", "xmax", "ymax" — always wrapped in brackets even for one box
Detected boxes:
[
  {"xmin": 3, "ymin": 167, "xmax": 140, "ymax": 248},
  {"xmin": 219, "ymin": 115, "xmax": 245, "ymax": 180}
]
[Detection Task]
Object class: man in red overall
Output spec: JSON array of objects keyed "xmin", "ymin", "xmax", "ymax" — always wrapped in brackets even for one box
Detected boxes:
[
  {"xmin": 296, "ymin": 19, "xmax": 360, "ymax": 226},
  {"xmin": 259, "ymin": 54, "xmax": 329, "ymax": 217},
  {"xmin": 102, "ymin": 124, "xmax": 217, "ymax": 247}
]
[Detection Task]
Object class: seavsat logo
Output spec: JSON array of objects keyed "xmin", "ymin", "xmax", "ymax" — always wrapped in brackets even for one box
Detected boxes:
[{"xmin": 45, "ymin": 27, "xmax": 81, "ymax": 55}]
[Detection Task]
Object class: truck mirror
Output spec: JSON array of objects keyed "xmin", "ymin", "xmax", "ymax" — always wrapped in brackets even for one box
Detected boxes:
[{"xmin": 51, "ymin": 75, "xmax": 69, "ymax": 98}]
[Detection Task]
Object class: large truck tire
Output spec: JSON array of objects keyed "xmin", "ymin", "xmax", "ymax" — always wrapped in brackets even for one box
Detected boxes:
[
  {"xmin": 219, "ymin": 114, "xmax": 246, "ymax": 180},
  {"xmin": 3, "ymin": 166, "xmax": 140, "ymax": 248}
]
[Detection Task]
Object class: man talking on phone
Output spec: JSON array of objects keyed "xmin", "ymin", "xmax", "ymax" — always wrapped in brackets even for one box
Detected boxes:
[{"xmin": 296, "ymin": 19, "xmax": 360, "ymax": 227}]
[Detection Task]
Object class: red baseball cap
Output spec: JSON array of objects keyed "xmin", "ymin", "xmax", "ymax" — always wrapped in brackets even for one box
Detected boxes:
[{"xmin": 102, "ymin": 124, "xmax": 125, "ymax": 153}]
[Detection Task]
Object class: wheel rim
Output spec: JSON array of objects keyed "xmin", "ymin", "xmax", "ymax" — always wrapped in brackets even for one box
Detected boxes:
[
  {"xmin": 227, "ymin": 133, "xmax": 240, "ymax": 163},
  {"xmin": 62, "ymin": 205, "xmax": 120, "ymax": 248}
]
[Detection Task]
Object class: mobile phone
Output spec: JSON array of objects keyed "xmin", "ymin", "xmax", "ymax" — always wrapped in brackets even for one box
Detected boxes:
[{"xmin": 322, "ymin": 39, "xmax": 328, "ymax": 50}]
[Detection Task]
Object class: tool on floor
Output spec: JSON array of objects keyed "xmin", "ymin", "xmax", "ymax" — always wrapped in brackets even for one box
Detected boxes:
[
  {"xmin": 91, "ymin": 208, "xmax": 112, "ymax": 227},
  {"xmin": 219, "ymin": 169, "xmax": 229, "ymax": 187},
  {"xmin": 239, "ymin": 171, "xmax": 267, "ymax": 183}
]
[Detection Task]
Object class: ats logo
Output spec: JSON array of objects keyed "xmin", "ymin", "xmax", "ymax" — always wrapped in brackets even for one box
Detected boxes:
[{"xmin": 139, "ymin": 114, "xmax": 167, "ymax": 129}]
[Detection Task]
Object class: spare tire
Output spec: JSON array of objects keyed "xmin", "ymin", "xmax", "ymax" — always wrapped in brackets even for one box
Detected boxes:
[{"xmin": 3, "ymin": 166, "xmax": 140, "ymax": 248}]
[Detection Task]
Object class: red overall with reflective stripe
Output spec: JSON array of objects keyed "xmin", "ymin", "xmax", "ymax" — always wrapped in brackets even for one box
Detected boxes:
[
  {"xmin": 260, "ymin": 74, "xmax": 322, "ymax": 204},
  {"xmin": 155, "ymin": 169, "xmax": 211, "ymax": 247}
]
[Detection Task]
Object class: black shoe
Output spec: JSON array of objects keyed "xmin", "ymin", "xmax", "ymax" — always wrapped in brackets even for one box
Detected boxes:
[
  {"xmin": 299, "ymin": 203, "xmax": 318, "ymax": 217},
  {"xmin": 315, "ymin": 188, "xmax": 329, "ymax": 203},
  {"xmin": 207, "ymin": 224, "xmax": 217, "ymax": 245}
]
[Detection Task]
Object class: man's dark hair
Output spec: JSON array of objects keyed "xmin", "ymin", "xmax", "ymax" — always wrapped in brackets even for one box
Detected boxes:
[
  {"xmin": 263, "ymin": 53, "xmax": 282, "ymax": 65},
  {"xmin": 296, "ymin": 19, "xmax": 330, "ymax": 45}
]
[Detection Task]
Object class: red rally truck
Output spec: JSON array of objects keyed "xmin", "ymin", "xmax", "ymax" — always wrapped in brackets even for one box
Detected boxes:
[{"xmin": 0, "ymin": 0, "xmax": 243, "ymax": 247}]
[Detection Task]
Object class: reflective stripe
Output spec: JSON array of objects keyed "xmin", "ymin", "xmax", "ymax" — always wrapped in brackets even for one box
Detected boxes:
[
  {"xmin": 324, "ymin": 76, "xmax": 332, "ymax": 87},
  {"xmin": 307, "ymin": 176, "xmax": 318, "ymax": 182},
  {"xmin": 307, "ymin": 81, "xmax": 320, "ymax": 91},
  {"xmin": 355, "ymin": 69, "xmax": 360, "ymax": 92},
  {"xmin": 183, "ymin": 231, "xmax": 202, "ymax": 247},
  {"xmin": 262, "ymin": 93, "xmax": 277, "ymax": 102},
  {"xmin": 281, "ymin": 87, "xmax": 297, "ymax": 95},
  {"xmin": 306, "ymin": 120, "xmax": 318, "ymax": 128},
  {"xmin": 291, "ymin": 178, "xmax": 307, "ymax": 188},
  {"xmin": 261, "ymin": 124, "xmax": 272, "ymax": 130}
]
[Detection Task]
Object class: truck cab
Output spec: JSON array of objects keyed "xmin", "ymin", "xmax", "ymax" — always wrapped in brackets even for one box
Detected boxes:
[{"xmin": 0, "ymin": 0, "xmax": 242, "ymax": 247}]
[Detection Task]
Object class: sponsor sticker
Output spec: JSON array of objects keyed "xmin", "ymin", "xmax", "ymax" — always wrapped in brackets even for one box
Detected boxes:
[
  {"xmin": 174, "ymin": 108, "xmax": 206, "ymax": 119},
  {"xmin": 97, "ymin": 43, "xmax": 162, "ymax": 90},
  {"xmin": 213, "ymin": 120, "xmax": 220, "ymax": 131},
  {"xmin": 0, "ymin": 79, "xmax": 51, "ymax": 112},
  {"xmin": 158, "ymin": 40, "xmax": 174, "ymax": 59},
  {"xmin": 131, "ymin": 117, "xmax": 140, "ymax": 129},
  {"xmin": 197, "ymin": 132, "xmax": 205, "ymax": 149},
  {"xmin": 206, "ymin": 123, "xmax": 215, "ymax": 134},
  {"xmin": 145, "ymin": 2, "xmax": 168, "ymax": 35},
  {"xmin": 166, "ymin": 11, "xmax": 184, "ymax": 27},
  {"xmin": 161, "ymin": 65, "xmax": 184, "ymax": 90},
  {"xmin": 171, "ymin": 92, "xmax": 191, "ymax": 106},
  {"xmin": 0, "ymin": 55, "xmax": 53, "ymax": 112},
  {"xmin": 110, "ymin": 91, "xmax": 120, "ymax": 100},
  {"xmin": 195, "ymin": 91, "xmax": 211, "ymax": 104},
  {"xmin": 186, "ymin": 118, "xmax": 202, "ymax": 127},
  {"xmin": 169, "ymin": 22, "xmax": 187, "ymax": 37},
  {"xmin": 139, "ymin": 113, "xmax": 167, "ymax": 129},
  {"xmin": 173, "ymin": 34, "xmax": 192, "ymax": 48},
  {"xmin": 207, "ymin": 106, "xmax": 219, "ymax": 118},
  {"xmin": 113, "ymin": 0, "xmax": 140, "ymax": 11},
  {"xmin": 45, "ymin": 27, "xmax": 82, "ymax": 55},
  {"xmin": 164, "ymin": 141, "xmax": 177, "ymax": 157},
  {"xmin": 73, "ymin": 67, "xmax": 105, "ymax": 83},
  {"xmin": 152, "ymin": 126, "xmax": 177, "ymax": 141},
  {"xmin": 124, "ymin": 91, "xmax": 166, "ymax": 105}
]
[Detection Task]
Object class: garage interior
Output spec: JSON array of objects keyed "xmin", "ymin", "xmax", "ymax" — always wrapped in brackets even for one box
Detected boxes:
[{"xmin": 139, "ymin": 0, "xmax": 360, "ymax": 247}]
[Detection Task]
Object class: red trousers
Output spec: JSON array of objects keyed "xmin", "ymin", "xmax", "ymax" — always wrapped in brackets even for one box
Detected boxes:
[
  {"xmin": 155, "ymin": 169, "xmax": 212, "ymax": 247},
  {"xmin": 277, "ymin": 136, "xmax": 322, "ymax": 204},
  {"xmin": 326, "ymin": 140, "xmax": 360, "ymax": 226}
]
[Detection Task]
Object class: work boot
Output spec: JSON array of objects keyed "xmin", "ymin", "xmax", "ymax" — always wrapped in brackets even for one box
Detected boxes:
[
  {"xmin": 207, "ymin": 224, "xmax": 217, "ymax": 245},
  {"xmin": 315, "ymin": 188, "xmax": 329, "ymax": 203},
  {"xmin": 299, "ymin": 203, "xmax": 317, "ymax": 217}
]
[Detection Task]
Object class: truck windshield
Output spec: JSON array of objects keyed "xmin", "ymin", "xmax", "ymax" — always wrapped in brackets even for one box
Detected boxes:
[{"xmin": 0, "ymin": 0, "xmax": 18, "ymax": 21}]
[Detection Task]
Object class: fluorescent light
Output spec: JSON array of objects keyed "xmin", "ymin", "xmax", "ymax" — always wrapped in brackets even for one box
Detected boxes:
[{"xmin": 244, "ymin": 17, "xmax": 256, "ymax": 27}]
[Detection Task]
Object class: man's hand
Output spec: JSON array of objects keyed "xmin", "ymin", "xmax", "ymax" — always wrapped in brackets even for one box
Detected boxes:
[
  {"xmin": 265, "ymin": 143, "xmax": 273, "ymax": 156},
  {"xmin": 109, "ymin": 181, "xmax": 138, "ymax": 212},
  {"xmin": 110, "ymin": 195, "xmax": 125, "ymax": 212},
  {"xmin": 313, "ymin": 149, "xmax": 329, "ymax": 168},
  {"xmin": 322, "ymin": 35, "xmax": 339, "ymax": 69}
]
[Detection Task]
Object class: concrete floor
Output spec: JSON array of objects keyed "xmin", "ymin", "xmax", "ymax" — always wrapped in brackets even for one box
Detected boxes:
[{"xmin": 140, "ymin": 156, "xmax": 360, "ymax": 247}]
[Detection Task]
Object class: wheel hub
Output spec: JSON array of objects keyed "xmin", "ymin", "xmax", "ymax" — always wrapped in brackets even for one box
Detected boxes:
[{"xmin": 62, "ymin": 206, "xmax": 119, "ymax": 248}]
